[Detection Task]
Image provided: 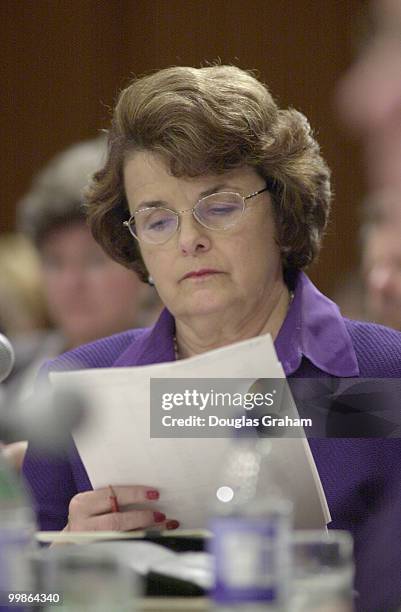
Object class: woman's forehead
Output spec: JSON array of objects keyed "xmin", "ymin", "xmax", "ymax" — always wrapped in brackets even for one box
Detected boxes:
[{"xmin": 123, "ymin": 151, "xmax": 259, "ymax": 196}]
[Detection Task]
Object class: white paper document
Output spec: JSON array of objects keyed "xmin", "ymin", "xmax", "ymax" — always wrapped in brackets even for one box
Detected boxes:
[{"xmin": 50, "ymin": 333, "xmax": 330, "ymax": 529}]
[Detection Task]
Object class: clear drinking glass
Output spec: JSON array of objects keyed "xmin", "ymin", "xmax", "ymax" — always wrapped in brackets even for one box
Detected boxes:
[
  {"xmin": 40, "ymin": 544, "xmax": 139, "ymax": 612},
  {"xmin": 290, "ymin": 530, "xmax": 354, "ymax": 612}
]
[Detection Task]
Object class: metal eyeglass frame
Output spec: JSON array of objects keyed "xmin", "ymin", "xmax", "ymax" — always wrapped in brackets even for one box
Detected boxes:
[{"xmin": 123, "ymin": 185, "xmax": 271, "ymax": 244}]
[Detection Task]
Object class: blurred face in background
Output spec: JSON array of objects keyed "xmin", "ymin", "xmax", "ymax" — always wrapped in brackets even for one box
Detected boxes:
[
  {"xmin": 40, "ymin": 222, "xmax": 145, "ymax": 349},
  {"xmin": 362, "ymin": 199, "xmax": 401, "ymax": 330},
  {"xmin": 337, "ymin": 0, "xmax": 401, "ymax": 200}
]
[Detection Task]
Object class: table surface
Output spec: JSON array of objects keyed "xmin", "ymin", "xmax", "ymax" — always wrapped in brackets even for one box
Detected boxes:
[{"xmin": 140, "ymin": 598, "xmax": 210, "ymax": 611}]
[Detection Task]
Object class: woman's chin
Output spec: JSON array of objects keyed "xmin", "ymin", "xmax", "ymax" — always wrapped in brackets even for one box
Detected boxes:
[{"xmin": 176, "ymin": 291, "xmax": 233, "ymax": 319}]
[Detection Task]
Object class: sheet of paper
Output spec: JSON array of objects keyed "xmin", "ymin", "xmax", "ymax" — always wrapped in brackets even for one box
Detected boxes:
[{"xmin": 50, "ymin": 333, "xmax": 330, "ymax": 528}]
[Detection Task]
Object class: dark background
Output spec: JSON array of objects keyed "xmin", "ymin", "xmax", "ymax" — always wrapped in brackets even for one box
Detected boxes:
[{"xmin": 0, "ymin": 0, "xmax": 367, "ymax": 297}]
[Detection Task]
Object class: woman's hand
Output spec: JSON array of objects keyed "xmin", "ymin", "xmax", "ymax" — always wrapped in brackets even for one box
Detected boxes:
[{"xmin": 65, "ymin": 486, "xmax": 179, "ymax": 532}]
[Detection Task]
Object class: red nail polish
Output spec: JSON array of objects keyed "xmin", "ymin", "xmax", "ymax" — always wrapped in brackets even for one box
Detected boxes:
[
  {"xmin": 166, "ymin": 520, "xmax": 179, "ymax": 530},
  {"xmin": 153, "ymin": 511, "xmax": 166, "ymax": 523},
  {"xmin": 146, "ymin": 490, "xmax": 160, "ymax": 500}
]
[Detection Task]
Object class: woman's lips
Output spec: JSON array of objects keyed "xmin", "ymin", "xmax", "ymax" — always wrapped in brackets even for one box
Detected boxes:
[{"xmin": 181, "ymin": 269, "xmax": 222, "ymax": 280}]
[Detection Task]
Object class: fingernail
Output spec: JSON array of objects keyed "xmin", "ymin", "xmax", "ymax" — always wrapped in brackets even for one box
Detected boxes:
[
  {"xmin": 166, "ymin": 520, "xmax": 180, "ymax": 530},
  {"xmin": 153, "ymin": 511, "xmax": 166, "ymax": 523},
  {"xmin": 146, "ymin": 490, "xmax": 160, "ymax": 500}
]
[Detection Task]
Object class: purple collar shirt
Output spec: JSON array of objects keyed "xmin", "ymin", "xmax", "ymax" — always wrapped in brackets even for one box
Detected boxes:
[{"xmin": 23, "ymin": 272, "xmax": 401, "ymax": 611}]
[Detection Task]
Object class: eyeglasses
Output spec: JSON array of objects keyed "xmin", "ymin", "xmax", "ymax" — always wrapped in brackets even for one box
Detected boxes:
[{"xmin": 123, "ymin": 186, "xmax": 269, "ymax": 245}]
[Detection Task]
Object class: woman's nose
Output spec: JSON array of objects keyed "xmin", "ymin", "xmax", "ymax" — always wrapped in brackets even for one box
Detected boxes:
[{"xmin": 177, "ymin": 211, "xmax": 211, "ymax": 255}]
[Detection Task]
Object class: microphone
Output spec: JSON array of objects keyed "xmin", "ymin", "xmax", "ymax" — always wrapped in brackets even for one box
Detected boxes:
[
  {"xmin": 0, "ymin": 333, "xmax": 86, "ymax": 453},
  {"xmin": 0, "ymin": 384, "xmax": 86, "ymax": 453},
  {"xmin": 0, "ymin": 333, "xmax": 15, "ymax": 383}
]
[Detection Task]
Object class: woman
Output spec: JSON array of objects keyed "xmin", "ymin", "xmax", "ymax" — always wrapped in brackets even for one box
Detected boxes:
[{"xmin": 23, "ymin": 66, "xmax": 401, "ymax": 610}]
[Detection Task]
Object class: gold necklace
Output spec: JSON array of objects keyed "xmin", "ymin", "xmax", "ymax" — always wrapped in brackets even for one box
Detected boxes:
[{"xmin": 173, "ymin": 335, "xmax": 180, "ymax": 360}]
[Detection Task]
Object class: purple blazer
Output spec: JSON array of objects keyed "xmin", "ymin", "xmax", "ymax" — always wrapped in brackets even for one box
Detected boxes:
[{"xmin": 23, "ymin": 273, "xmax": 401, "ymax": 611}]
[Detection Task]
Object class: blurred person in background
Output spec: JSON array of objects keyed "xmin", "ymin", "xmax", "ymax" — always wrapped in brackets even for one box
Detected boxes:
[
  {"xmin": 360, "ymin": 193, "xmax": 401, "ymax": 331},
  {"xmin": 336, "ymin": 0, "xmax": 401, "ymax": 329},
  {"xmin": 334, "ymin": 198, "xmax": 401, "ymax": 331},
  {"xmin": 0, "ymin": 233, "xmax": 49, "ymax": 341},
  {"xmin": 337, "ymin": 0, "xmax": 401, "ymax": 199},
  {"xmin": 2, "ymin": 137, "xmax": 160, "ymax": 470},
  {"xmin": 17, "ymin": 136, "xmax": 160, "ymax": 364},
  {"xmin": 0, "ymin": 233, "xmax": 51, "ymax": 471}
]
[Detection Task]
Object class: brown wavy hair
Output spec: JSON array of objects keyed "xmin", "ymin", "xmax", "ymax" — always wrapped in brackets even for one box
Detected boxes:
[{"xmin": 86, "ymin": 65, "xmax": 331, "ymax": 282}]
